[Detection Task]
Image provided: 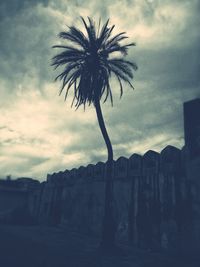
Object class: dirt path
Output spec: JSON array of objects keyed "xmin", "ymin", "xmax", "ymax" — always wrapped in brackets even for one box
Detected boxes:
[{"xmin": 0, "ymin": 225, "xmax": 199, "ymax": 267}]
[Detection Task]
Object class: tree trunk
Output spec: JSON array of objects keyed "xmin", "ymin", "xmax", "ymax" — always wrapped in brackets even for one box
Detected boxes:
[{"xmin": 94, "ymin": 98, "xmax": 116, "ymax": 248}]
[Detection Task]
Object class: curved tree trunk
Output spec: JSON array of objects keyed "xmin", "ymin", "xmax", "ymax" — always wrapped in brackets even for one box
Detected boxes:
[{"xmin": 94, "ymin": 98, "xmax": 115, "ymax": 248}]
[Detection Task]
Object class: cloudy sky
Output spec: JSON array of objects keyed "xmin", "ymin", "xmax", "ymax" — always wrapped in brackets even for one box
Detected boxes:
[{"xmin": 0, "ymin": 0, "xmax": 199, "ymax": 180}]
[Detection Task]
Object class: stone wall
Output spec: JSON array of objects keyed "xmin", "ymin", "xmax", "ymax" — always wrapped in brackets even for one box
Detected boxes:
[{"xmin": 30, "ymin": 145, "xmax": 199, "ymax": 252}]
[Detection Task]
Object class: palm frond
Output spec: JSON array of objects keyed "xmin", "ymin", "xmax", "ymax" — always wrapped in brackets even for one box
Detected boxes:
[
  {"xmin": 59, "ymin": 31, "xmax": 86, "ymax": 50},
  {"xmin": 52, "ymin": 17, "xmax": 137, "ymax": 108},
  {"xmin": 54, "ymin": 62, "xmax": 80, "ymax": 81},
  {"xmin": 97, "ymin": 19, "xmax": 114, "ymax": 48},
  {"xmin": 105, "ymin": 32, "xmax": 127, "ymax": 48},
  {"xmin": 67, "ymin": 25, "xmax": 89, "ymax": 50},
  {"xmin": 109, "ymin": 59, "xmax": 138, "ymax": 78},
  {"xmin": 108, "ymin": 42, "xmax": 136, "ymax": 55},
  {"xmin": 81, "ymin": 17, "xmax": 96, "ymax": 48},
  {"xmin": 52, "ymin": 45, "xmax": 83, "ymax": 52},
  {"xmin": 109, "ymin": 64, "xmax": 134, "ymax": 89}
]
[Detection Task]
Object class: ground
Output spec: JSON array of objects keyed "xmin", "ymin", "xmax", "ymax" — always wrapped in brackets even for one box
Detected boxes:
[{"xmin": 0, "ymin": 225, "xmax": 199, "ymax": 267}]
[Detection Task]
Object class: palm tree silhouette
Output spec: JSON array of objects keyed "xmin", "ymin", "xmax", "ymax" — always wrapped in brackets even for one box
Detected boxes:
[{"xmin": 52, "ymin": 17, "xmax": 137, "ymax": 248}]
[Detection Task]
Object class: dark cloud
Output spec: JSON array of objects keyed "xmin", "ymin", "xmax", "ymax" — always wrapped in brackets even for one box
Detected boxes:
[
  {"xmin": 0, "ymin": 0, "xmax": 49, "ymax": 20},
  {"xmin": 0, "ymin": 0, "xmax": 56, "ymax": 95},
  {"xmin": 134, "ymin": 44, "xmax": 200, "ymax": 90}
]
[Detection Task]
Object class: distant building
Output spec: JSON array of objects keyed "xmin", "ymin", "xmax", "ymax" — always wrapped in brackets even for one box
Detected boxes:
[
  {"xmin": 0, "ymin": 177, "xmax": 40, "ymax": 224},
  {"xmin": 184, "ymin": 98, "xmax": 200, "ymax": 159}
]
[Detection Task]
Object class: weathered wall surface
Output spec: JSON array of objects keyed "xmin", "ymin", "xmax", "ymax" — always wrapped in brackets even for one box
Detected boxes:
[
  {"xmin": 0, "ymin": 189, "xmax": 28, "ymax": 214},
  {"xmin": 0, "ymin": 190, "xmax": 28, "ymax": 224},
  {"xmin": 184, "ymin": 155, "xmax": 200, "ymax": 253},
  {"xmin": 31, "ymin": 146, "xmax": 199, "ymax": 252}
]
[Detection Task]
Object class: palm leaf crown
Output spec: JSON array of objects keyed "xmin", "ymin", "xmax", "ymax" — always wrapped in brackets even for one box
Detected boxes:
[{"xmin": 52, "ymin": 17, "xmax": 137, "ymax": 108}]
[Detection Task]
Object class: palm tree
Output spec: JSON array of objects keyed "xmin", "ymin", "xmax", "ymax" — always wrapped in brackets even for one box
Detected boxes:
[{"xmin": 52, "ymin": 17, "xmax": 137, "ymax": 248}]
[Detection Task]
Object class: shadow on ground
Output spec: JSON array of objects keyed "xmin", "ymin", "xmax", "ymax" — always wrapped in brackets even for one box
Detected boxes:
[{"xmin": 0, "ymin": 225, "xmax": 199, "ymax": 267}]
